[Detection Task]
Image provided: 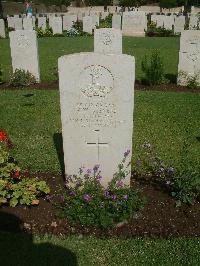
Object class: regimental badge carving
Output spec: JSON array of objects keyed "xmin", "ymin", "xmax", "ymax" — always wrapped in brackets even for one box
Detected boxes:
[
  {"xmin": 99, "ymin": 32, "xmax": 112, "ymax": 45},
  {"xmin": 79, "ymin": 65, "xmax": 114, "ymax": 98},
  {"xmin": 17, "ymin": 34, "xmax": 31, "ymax": 48}
]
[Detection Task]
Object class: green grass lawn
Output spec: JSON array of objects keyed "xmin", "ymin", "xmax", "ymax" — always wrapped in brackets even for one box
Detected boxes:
[
  {"xmin": 0, "ymin": 90, "xmax": 199, "ymax": 174},
  {"xmin": 0, "ymin": 36, "xmax": 179, "ymax": 82},
  {"xmin": 0, "ymin": 232, "xmax": 200, "ymax": 266}
]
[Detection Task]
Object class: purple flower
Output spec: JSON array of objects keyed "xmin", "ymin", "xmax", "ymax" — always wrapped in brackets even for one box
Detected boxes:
[
  {"xmin": 103, "ymin": 190, "xmax": 110, "ymax": 198},
  {"xmin": 69, "ymin": 191, "xmax": 76, "ymax": 196},
  {"xmin": 111, "ymin": 194, "xmax": 117, "ymax": 200},
  {"xmin": 93, "ymin": 164, "xmax": 100, "ymax": 173},
  {"xmin": 44, "ymin": 194, "xmax": 53, "ymax": 202},
  {"xmin": 83, "ymin": 194, "xmax": 92, "ymax": 202},
  {"xmin": 116, "ymin": 180, "xmax": 124, "ymax": 188},
  {"xmin": 123, "ymin": 194, "xmax": 128, "ymax": 200},
  {"xmin": 86, "ymin": 169, "xmax": 92, "ymax": 174},
  {"xmin": 79, "ymin": 167, "xmax": 84, "ymax": 174},
  {"xmin": 60, "ymin": 195, "xmax": 65, "ymax": 202},
  {"xmin": 124, "ymin": 149, "xmax": 130, "ymax": 158},
  {"xmin": 75, "ymin": 181, "xmax": 81, "ymax": 188},
  {"xmin": 96, "ymin": 175, "xmax": 102, "ymax": 182}
]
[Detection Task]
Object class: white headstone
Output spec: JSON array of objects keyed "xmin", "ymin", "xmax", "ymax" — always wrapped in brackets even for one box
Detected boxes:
[
  {"xmin": 163, "ymin": 15, "xmax": 174, "ymax": 30},
  {"xmin": 83, "ymin": 16, "xmax": 94, "ymax": 34},
  {"xmin": 23, "ymin": 18, "xmax": 33, "ymax": 30},
  {"xmin": 14, "ymin": 18, "xmax": 23, "ymax": 30},
  {"xmin": 101, "ymin": 12, "xmax": 109, "ymax": 20},
  {"xmin": 112, "ymin": 14, "xmax": 121, "ymax": 29},
  {"xmin": 178, "ymin": 31, "xmax": 200, "ymax": 85},
  {"xmin": 91, "ymin": 14, "xmax": 99, "ymax": 27},
  {"xmin": 7, "ymin": 17, "xmax": 15, "ymax": 29},
  {"xmin": 63, "ymin": 15, "xmax": 77, "ymax": 31},
  {"xmin": 122, "ymin": 11, "xmax": 147, "ymax": 36},
  {"xmin": 189, "ymin": 15, "xmax": 199, "ymax": 30},
  {"xmin": 52, "ymin": 17, "xmax": 63, "ymax": 34},
  {"xmin": 0, "ymin": 19, "xmax": 6, "ymax": 38},
  {"xmin": 9, "ymin": 30, "xmax": 40, "ymax": 82},
  {"xmin": 94, "ymin": 28, "xmax": 122, "ymax": 54},
  {"xmin": 38, "ymin": 17, "xmax": 46, "ymax": 30},
  {"xmin": 174, "ymin": 16, "xmax": 185, "ymax": 33},
  {"xmin": 58, "ymin": 52, "xmax": 135, "ymax": 187}
]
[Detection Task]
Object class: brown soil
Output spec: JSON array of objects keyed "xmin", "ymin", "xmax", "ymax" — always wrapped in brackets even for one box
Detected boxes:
[
  {"xmin": 0, "ymin": 82, "xmax": 200, "ymax": 93},
  {"xmin": 0, "ymin": 172, "xmax": 200, "ymax": 237}
]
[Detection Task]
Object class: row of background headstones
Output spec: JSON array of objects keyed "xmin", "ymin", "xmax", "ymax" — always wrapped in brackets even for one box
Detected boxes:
[
  {"xmin": 0, "ymin": 12, "xmax": 199, "ymax": 38},
  {"xmin": 7, "ymin": 27, "xmax": 200, "ymax": 88}
]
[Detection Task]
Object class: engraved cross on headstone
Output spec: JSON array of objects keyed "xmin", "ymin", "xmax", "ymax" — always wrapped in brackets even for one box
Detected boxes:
[{"xmin": 86, "ymin": 134, "xmax": 109, "ymax": 161}]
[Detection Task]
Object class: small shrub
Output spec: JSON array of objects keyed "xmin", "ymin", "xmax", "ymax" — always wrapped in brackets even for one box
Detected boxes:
[
  {"xmin": 133, "ymin": 142, "xmax": 200, "ymax": 204},
  {"xmin": 99, "ymin": 14, "xmax": 112, "ymax": 28},
  {"xmin": 141, "ymin": 50, "xmax": 166, "ymax": 85},
  {"xmin": 0, "ymin": 130, "xmax": 50, "ymax": 207},
  {"xmin": 10, "ymin": 69, "xmax": 36, "ymax": 87},
  {"xmin": 146, "ymin": 22, "xmax": 175, "ymax": 37},
  {"xmin": 56, "ymin": 151, "xmax": 144, "ymax": 229},
  {"xmin": 36, "ymin": 26, "xmax": 53, "ymax": 38}
]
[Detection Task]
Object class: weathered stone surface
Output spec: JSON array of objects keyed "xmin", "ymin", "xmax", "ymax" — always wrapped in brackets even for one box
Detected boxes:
[
  {"xmin": 83, "ymin": 16, "xmax": 93, "ymax": 34},
  {"xmin": 0, "ymin": 19, "xmax": 6, "ymax": 38},
  {"xmin": 38, "ymin": 17, "xmax": 46, "ymax": 30},
  {"xmin": 189, "ymin": 15, "xmax": 199, "ymax": 30},
  {"xmin": 163, "ymin": 15, "xmax": 174, "ymax": 30},
  {"xmin": 9, "ymin": 30, "xmax": 40, "ymax": 82},
  {"xmin": 94, "ymin": 28, "xmax": 122, "ymax": 54},
  {"xmin": 14, "ymin": 18, "xmax": 23, "ymax": 30},
  {"xmin": 174, "ymin": 16, "xmax": 185, "ymax": 33},
  {"xmin": 58, "ymin": 52, "xmax": 135, "ymax": 186},
  {"xmin": 178, "ymin": 30, "xmax": 200, "ymax": 85},
  {"xmin": 122, "ymin": 11, "xmax": 147, "ymax": 36},
  {"xmin": 63, "ymin": 15, "xmax": 77, "ymax": 31},
  {"xmin": 52, "ymin": 17, "xmax": 62, "ymax": 34},
  {"xmin": 23, "ymin": 18, "xmax": 33, "ymax": 30},
  {"xmin": 112, "ymin": 14, "xmax": 121, "ymax": 29}
]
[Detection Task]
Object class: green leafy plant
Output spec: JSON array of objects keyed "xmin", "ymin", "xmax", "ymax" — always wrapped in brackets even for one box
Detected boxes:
[
  {"xmin": 0, "ymin": 130, "xmax": 50, "ymax": 207},
  {"xmin": 146, "ymin": 21, "xmax": 175, "ymax": 37},
  {"xmin": 99, "ymin": 14, "xmax": 112, "ymax": 28},
  {"xmin": 56, "ymin": 150, "xmax": 144, "ymax": 229},
  {"xmin": 141, "ymin": 50, "xmax": 166, "ymax": 85},
  {"xmin": 36, "ymin": 26, "xmax": 53, "ymax": 38},
  {"xmin": 10, "ymin": 69, "xmax": 36, "ymax": 87}
]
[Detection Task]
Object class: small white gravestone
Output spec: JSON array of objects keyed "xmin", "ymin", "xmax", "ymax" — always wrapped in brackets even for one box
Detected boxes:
[
  {"xmin": 32, "ymin": 16, "xmax": 36, "ymax": 28},
  {"xmin": 7, "ymin": 17, "xmax": 15, "ymax": 29},
  {"xmin": 83, "ymin": 16, "xmax": 94, "ymax": 34},
  {"xmin": 63, "ymin": 15, "xmax": 77, "ymax": 31},
  {"xmin": 122, "ymin": 11, "xmax": 147, "ymax": 36},
  {"xmin": 23, "ymin": 18, "xmax": 33, "ymax": 30},
  {"xmin": 14, "ymin": 18, "xmax": 23, "ymax": 30},
  {"xmin": 101, "ymin": 12, "xmax": 109, "ymax": 20},
  {"xmin": 178, "ymin": 30, "xmax": 200, "ymax": 85},
  {"xmin": 94, "ymin": 28, "xmax": 122, "ymax": 54},
  {"xmin": 112, "ymin": 14, "xmax": 121, "ymax": 29},
  {"xmin": 0, "ymin": 19, "xmax": 6, "ymax": 38},
  {"xmin": 91, "ymin": 14, "xmax": 100, "ymax": 27},
  {"xmin": 58, "ymin": 52, "xmax": 135, "ymax": 187},
  {"xmin": 38, "ymin": 17, "xmax": 46, "ymax": 30},
  {"xmin": 189, "ymin": 15, "xmax": 199, "ymax": 30},
  {"xmin": 163, "ymin": 15, "xmax": 174, "ymax": 30},
  {"xmin": 174, "ymin": 16, "xmax": 185, "ymax": 33},
  {"xmin": 52, "ymin": 17, "xmax": 63, "ymax": 34},
  {"xmin": 9, "ymin": 30, "xmax": 40, "ymax": 82}
]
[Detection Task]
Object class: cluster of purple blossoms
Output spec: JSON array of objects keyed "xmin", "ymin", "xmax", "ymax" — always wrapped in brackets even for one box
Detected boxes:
[
  {"xmin": 123, "ymin": 194, "xmax": 128, "ymax": 200},
  {"xmin": 83, "ymin": 194, "xmax": 92, "ymax": 202},
  {"xmin": 124, "ymin": 149, "xmax": 131, "ymax": 158},
  {"xmin": 44, "ymin": 194, "xmax": 53, "ymax": 202},
  {"xmin": 69, "ymin": 191, "xmax": 76, "ymax": 196},
  {"xmin": 93, "ymin": 164, "xmax": 100, "ymax": 173},
  {"xmin": 96, "ymin": 175, "xmax": 102, "ymax": 182},
  {"xmin": 116, "ymin": 180, "xmax": 124, "ymax": 188}
]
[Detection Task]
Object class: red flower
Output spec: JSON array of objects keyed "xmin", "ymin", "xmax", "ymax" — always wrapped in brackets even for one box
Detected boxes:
[
  {"xmin": 0, "ymin": 130, "xmax": 8, "ymax": 142},
  {"xmin": 14, "ymin": 170, "xmax": 21, "ymax": 179}
]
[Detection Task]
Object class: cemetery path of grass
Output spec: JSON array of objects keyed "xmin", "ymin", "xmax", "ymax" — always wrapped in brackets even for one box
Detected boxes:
[
  {"xmin": 0, "ymin": 90, "xmax": 199, "ymax": 173},
  {"xmin": 0, "ymin": 232, "xmax": 200, "ymax": 266},
  {"xmin": 0, "ymin": 36, "xmax": 179, "ymax": 82}
]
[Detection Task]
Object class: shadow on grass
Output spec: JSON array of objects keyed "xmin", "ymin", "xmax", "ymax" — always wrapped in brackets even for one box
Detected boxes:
[
  {"xmin": 0, "ymin": 211, "xmax": 77, "ymax": 266},
  {"xmin": 53, "ymin": 132, "xmax": 65, "ymax": 178}
]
